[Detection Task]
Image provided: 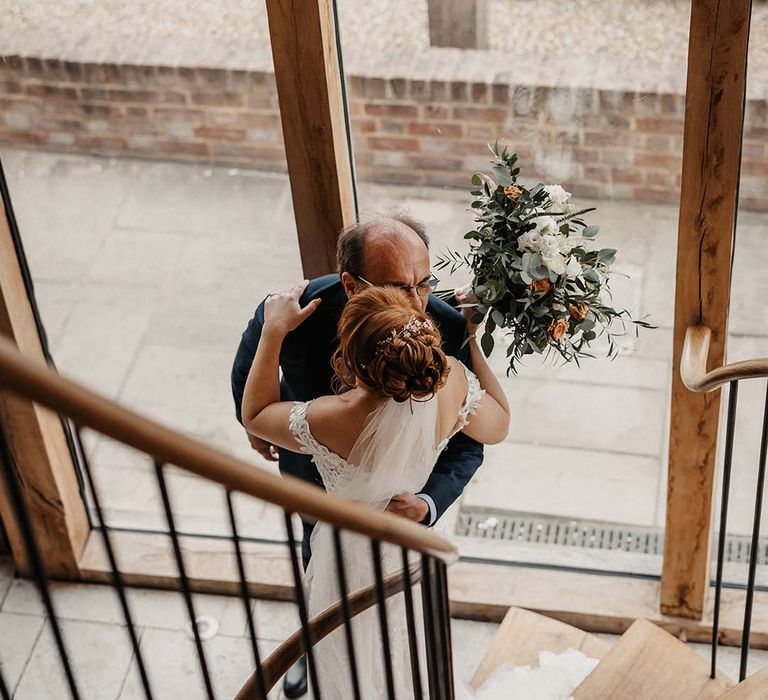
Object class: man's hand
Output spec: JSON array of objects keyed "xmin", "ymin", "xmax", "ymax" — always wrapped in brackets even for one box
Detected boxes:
[
  {"xmin": 386, "ymin": 492, "xmax": 429, "ymax": 523},
  {"xmin": 248, "ymin": 432, "xmax": 278, "ymax": 461}
]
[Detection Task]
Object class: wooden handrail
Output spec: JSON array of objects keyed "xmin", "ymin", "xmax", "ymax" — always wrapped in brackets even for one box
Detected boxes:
[
  {"xmin": 235, "ymin": 561, "xmax": 422, "ymax": 699},
  {"xmin": 0, "ymin": 335, "xmax": 458, "ymax": 563},
  {"xmin": 681, "ymin": 326, "xmax": 768, "ymax": 393}
]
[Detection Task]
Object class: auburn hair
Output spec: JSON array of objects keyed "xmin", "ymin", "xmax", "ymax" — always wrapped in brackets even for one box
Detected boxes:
[{"xmin": 332, "ymin": 286, "xmax": 449, "ymax": 402}]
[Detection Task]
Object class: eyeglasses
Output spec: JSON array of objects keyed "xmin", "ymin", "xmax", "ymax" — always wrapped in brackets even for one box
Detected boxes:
[{"xmin": 356, "ymin": 273, "xmax": 439, "ymax": 298}]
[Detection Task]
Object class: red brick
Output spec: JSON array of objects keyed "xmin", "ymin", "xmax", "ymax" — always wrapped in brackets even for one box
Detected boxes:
[
  {"xmin": 660, "ymin": 93, "xmax": 683, "ymax": 115},
  {"xmin": 365, "ymin": 103, "xmax": 418, "ymax": 118},
  {"xmin": 644, "ymin": 135, "xmax": 674, "ymax": 152},
  {"xmin": 78, "ymin": 103, "xmax": 121, "ymax": 118},
  {"xmin": 80, "ymin": 87, "xmax": 109, "ymax": 101},
  {"xmin": 390, "ymin": 79, "xmax": 407, "ymax": 98},
  {"xmin": 75, "ymin": 135, "xmax": 127, "ymax": 151},
  {"xmin": 644, "ymin": 172, "xmax": 678, "ymax": 187},
  {"xmin": 408, "ymin": 122, "xmax": 462, "ymax": 138},
  {"xmin": 635, "ymin": 118, "xmax": 682, "ymax": 135},
  {"xmin": 584, "ymin": 131, "xmax": 631, "ymax": 147},
  {"xmin": 584, "ymin": 166, "xmax": 611, "ymax": 183},
  {"xmin": 423, "ymin": 171, "xmax": 473, "ymax": 188},
  {"xmin": 471, "ymin": 83, "xmax": 488, "ymax": 103},
  {"xmin": 634, "ymin": 152, "xmax": 682, "ymax": 170},
  {"xmin": 0, "ymin": 80, "xmax": 23, "ymax": 94},
  {"xmin": 191, "ymin": 91, "xmax": 245, "ymax": 107},
  {"xmin": 107, "ymin": 88, "xmax": 160, "ymax": 103},
  {"xmin": 611, "ymin": 168, "xmax": 643, "ymax": 184},
  {"xmin": 197, "ymin": 68, "xmax": 229, "ymax": 87},
  {"xmin": 571, "ymin": 147, "xmax": 599, "ymax": 163},
  {"xmin": 26, "ymin": 84, "xmax": 78, "ymax": 100},
  {"xmin": 492, "ymin": 84, "xmax": 509, "ymax": 105},
  {"xmin": 0, "ymin": 130, "xmax": 45, "ymax": 145},
  {"xmin": 567, "ymin": 183, "xmax": 604, "ymax": 199},
  {"xmin": 350, "ymin": 118, "xmax": 376, "ymax": 133},
  {"xmin": 430, "ymin": 81, "xmax": 448, "ymax": 102},
  {"xmin": 346, "ymin": 75, "xmax": 364, "ymax": 98},
  {"xmin": 368, "ymin": 136, "xmax": 419, "ymax": 151},
  {"xmin": 451, "ymin": 82, "xmax": 468, "ymax": 102},
  {"xmin": 363, "ymin": 78, "xmax": 386, "ymax": 99},
  {"xmin": 423, "ymin": 105, "xmax": 449, "ymax": 119},
  {"xmin": 742, "ymin": 142, "xmax": 765, "ymax": 159},
  {"xmin": 194, "ymin": 126, "xmax": 247, "ymax": 141},
  {"xmin": 452, "ymin": 107, "xmax": 506, "ymax": 123},
  {"xmin": 743, "ymin": 160, "xmax": 768, "ymax": 177},
  {"xmin": 408, "ymin": 155, "xmax": 463, "ymax": 170},
  {"xmin": 411, "ymin": 80, "xmax": 430, "ymax": 101},
  {"xmin": 379, "ymin": 120, "xmax": 406, "ymax": 134},
  {"xmin": 155, "ymin": 107, "xmax": 205, "ymax": 122}
]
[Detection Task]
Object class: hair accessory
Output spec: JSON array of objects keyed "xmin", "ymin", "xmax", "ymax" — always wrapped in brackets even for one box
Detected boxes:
[{"xmin": 376, "ymin": 315, "xmax": 434, "ymax": 352}]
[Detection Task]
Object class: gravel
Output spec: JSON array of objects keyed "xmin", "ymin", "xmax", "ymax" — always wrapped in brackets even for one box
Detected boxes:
[{"xmin": 0, "ymin": 0, "xmax": 766, "ymax": 97}]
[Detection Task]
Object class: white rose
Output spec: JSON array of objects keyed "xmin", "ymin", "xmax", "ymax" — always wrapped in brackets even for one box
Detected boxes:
[
  {"xmin": 517, "ymin": 228, "xmax": 540, "ymax": 253},
  {"xmin": 557, "ymin": 235, "xmax": 574, "ymax": 254},
  {"xmin": 533, "ymin": 215, "xmax": 559, "ymax": 237},
  {"xmin": 544, "ymin": 185, "xmax": 571, "ymax": 208},
  {"xmin": 565, "ymin": 256, "xmax": 582, "ymax": 277},
  {"xmin": 542, "ymin": 252, "xmax": 567, "ymax": 275},
  {"xmin": 538, "ymin": 234, "xmax": 561, "ymax": 257}
]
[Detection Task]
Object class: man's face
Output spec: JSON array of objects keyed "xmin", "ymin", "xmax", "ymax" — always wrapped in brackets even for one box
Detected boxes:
[{"xmin": 342, "ymin": 226, "xmax": 431, "ymax": 312}]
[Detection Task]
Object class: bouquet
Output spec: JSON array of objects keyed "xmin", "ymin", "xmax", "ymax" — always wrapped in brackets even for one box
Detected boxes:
[{"xmin": 436, "ymin": 143, "xmax": 652, "ymax": 374}]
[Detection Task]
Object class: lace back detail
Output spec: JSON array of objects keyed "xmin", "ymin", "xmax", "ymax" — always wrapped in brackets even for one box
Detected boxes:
[
  {"xmin": 289, "ymin": 401, "xmax": 351, "ymax": 493},
  {"xmin": 438, "ymin": 366, "xmax": 485, "ymax": 451}
]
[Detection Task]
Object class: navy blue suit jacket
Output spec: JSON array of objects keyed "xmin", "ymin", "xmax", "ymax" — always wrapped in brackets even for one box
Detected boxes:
[{"xmin": 231, "ymin": 274, "xmax": 484, "ymax": 525}]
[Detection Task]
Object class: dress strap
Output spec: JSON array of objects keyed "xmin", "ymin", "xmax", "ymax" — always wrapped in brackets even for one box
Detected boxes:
[{"xmin": 456, "ymin": 365, "xmax": 485, "ymax": 431}]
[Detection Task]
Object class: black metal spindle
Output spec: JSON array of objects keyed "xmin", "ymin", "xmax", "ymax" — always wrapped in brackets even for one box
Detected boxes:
[
  {"xmin": 0, "ymin": 422, "xmax": 82, "ymax": 700},
  {"xmin": 435, "ymin": 561, "xmax": 455, "ymax": 700},
  {"xmin": 420, "ymin": 555, "xmax": 441, "ymax": 700},
  {"xmin": 154, "ymin": 462, "xmax": 215, "ymax": 700},
  {"xmin": 401, "ymin": 547, "xmax": 424, "ymax": 699},
  {"xmin": 424, "ymin": 557, "xmax": 448, "ymax": 700},
  {"xmin": 371, "ymin": 540, "xmax": 397, "ymax": 700},
  {"xmin": 332, "ymin": 527, "xmax": 362, "ymax": 700},
  {"xmin": 711, "ymin": 381, "xmax": 739, "ymax": 679},
  {"xmin": 739, "ymin": 382, "xmax": 768, "ymax": 681},
  {"xmin": 225, "ymin": 491, "xmax": 267, "ymax": 700},
  {"xmin": 284, "ymin": 511, "xmax": 322, "ymax": 699},
  {"xmin": 73, "ymin": 428, "xmax": 154, "ymax": 698}
]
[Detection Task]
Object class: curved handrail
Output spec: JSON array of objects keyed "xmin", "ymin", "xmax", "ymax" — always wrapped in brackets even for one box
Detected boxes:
[
  {"xmin": 0, "ymin": 335, "xmax": 458, "ymax": 563},
  {"xmin": 235, "ymin": 561, "xmax": 422, "ymax": 699},
  {"xmin": 681, "ymin": 325, "xmax": 768, "ymax": 393}
]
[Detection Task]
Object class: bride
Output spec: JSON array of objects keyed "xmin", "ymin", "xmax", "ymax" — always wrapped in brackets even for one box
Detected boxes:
[{"xmin": 241, "ymin": 280, "xmax": 510, "ymax": 697}]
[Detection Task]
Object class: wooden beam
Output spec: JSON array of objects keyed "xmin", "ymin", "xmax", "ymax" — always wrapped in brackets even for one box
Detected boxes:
[
  {"xmin": 0, "ymin": 165, "xmax": 89, "ymax": 577},
  {"xmin": 662, "ymin": 0, "xmax": 752, "ymax": 619},
  {"xmin": 427, "ymin": 0, "xmax": 488, "ymax": 50},
  {"xmin": 265, "ymin": 0, "xmax": 356, "ymax": 278}
]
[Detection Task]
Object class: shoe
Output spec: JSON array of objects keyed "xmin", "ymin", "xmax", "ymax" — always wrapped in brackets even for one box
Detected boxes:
[{"xmin": 283, "ymin": 655, "xmax": 308, "ymax": 698}]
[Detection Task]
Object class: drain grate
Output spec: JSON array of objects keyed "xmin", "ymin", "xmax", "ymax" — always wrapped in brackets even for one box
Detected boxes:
[{"xmin": 455, "ymin": 508, "xmax": 768, "ymax": 564}]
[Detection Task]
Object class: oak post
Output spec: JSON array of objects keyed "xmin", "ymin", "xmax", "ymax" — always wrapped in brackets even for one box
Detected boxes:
[
  {"xmin": 265, "ymin": 0, "xmax": 356, "ymax": 278},
  {"xmin": 0, "ymin": 163, "xmax": 89, "ymax": 577},
  {"xmin": 661, "ymin": 0, "xmax": 752, "ymax": 618}
]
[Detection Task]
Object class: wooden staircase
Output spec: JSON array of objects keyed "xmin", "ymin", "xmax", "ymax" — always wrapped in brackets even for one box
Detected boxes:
[{"xmin": 471, "ymin": 608, "xmax": 768, "ymax": 699}]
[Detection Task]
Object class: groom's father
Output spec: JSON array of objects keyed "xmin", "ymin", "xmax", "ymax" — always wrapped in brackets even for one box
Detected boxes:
[
  {"xmin": 231, "ymin": 213, "xmax": 483, "ymax": 698},
  {"xmin": 232, "ymin": 213, "xmax": 484, "ymax": 533}
]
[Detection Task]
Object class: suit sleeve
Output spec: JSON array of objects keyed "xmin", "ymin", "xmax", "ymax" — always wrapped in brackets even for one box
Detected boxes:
[
  {"xmin": 231, "ymin": 300, "xmax": 266, "ymax": 425},
  {"xmin": 416, "ymin": 319, "xmax": 484, "ymax": 525}
]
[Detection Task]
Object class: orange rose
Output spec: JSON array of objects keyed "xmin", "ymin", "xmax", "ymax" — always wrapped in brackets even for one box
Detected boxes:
[
  {"xmin": 529, "ymin": 278, "xmax": 552, "ymax": 294},
  {"xmin": 548, "ymin": 318, "xmax": 570, "ymax": 341},
  {"xmin": 504, "ymin": 184, "xmax": 522, "ymax": 201},
  {"xmin": 569, "ymin": 303, "xmax": 589, "ymax": 321}
]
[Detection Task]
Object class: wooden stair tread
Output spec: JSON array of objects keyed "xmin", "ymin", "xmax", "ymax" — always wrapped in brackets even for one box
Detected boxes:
[
  {"xmin": 470, "ymin": 606, "xmax": 612, "ymax": 689},
  {"xmin": 572, "ymin": 619, "xmax": 734, "ymax": 700},
  {"xmin": 716, "ymin": 667, "xmax": 768, "ymax": 699}
]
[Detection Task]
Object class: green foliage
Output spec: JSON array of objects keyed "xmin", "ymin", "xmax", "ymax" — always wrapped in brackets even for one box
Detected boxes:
[{"xmin": 435, "ymin": 143, "xmax": 655, "ymax": 373}]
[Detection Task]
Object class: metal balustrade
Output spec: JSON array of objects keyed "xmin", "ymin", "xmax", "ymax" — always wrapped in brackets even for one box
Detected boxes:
[
  {"xmin": 0, "ymin": 339, "xmax": 458, "ymax": 699},
  {"xmin": 680, "ymin": 325, "xmax": 768, "ymax": 682}
]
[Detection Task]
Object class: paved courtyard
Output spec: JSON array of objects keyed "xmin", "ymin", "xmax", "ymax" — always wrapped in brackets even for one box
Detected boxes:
[{"xmin": 2, "ymin": 147, "xmax": 767, "ymax": 578}]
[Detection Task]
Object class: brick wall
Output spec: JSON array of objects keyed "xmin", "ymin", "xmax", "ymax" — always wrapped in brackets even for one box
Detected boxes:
[{"xmin": 1, "ymin": 55, "xmax": 766, "ymax": 210}]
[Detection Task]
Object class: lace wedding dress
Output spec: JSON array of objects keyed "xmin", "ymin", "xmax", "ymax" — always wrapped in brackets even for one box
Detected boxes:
[{"xmin": 288, "ymin": 363, "xmax": 484, "ymax": 699}]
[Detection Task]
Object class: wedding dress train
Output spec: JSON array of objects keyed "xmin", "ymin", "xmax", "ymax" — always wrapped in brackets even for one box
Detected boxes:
[{"xmin": 288, "ymin": 363, "xmax": 484, "ymax": 699}]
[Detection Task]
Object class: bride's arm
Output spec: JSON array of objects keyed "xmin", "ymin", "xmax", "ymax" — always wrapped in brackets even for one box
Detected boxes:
[
  {"xmin": 462, "ymin": 335, "xmax": 510, "ymax": 444},
  {"xmin": 242, "ymin": 281, "xmax": 321, "ymax": 452}
]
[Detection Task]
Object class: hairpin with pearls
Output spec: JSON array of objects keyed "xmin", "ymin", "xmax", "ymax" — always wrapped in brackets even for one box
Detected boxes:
[{"xmin": 376, "ymin": 315, "xmax": 434, "ymax": 353}]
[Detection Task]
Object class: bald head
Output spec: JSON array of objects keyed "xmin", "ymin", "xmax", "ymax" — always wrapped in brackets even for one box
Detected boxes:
[{"xmin": 337, "ymin": 213, "xmax": 432, "ymax": 311}]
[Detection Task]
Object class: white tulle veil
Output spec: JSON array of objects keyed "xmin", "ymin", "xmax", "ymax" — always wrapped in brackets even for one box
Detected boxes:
[{"xmin": 303, "ymin": 394, "xmax": 441, "ymax": 699}]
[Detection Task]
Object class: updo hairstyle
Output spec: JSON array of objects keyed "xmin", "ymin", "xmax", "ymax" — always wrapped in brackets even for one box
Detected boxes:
[{"xmin": 332, "ymin": 286, "xmax": 449, "ymax": 402}]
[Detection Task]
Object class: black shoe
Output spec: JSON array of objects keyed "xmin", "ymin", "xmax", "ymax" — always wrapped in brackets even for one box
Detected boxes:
[{"xmin": 283, "ymin": 655, "xmax": 308, "ymax": 698}]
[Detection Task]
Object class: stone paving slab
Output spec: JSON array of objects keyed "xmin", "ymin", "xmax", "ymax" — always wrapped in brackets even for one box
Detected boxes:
[{"xmin": 1, "ymin": 147, "xmax": 767, "ymax": 558}]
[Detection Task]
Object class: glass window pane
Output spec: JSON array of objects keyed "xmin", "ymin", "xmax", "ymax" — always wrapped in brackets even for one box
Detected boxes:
[{"xmin": 338, "ymin": 0, "xmax": 691, "ymax": 575}]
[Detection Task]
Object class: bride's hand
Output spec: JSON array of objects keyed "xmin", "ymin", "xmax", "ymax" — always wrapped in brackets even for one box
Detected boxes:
[
  {"xmin": 455, "ymin": 284, "xmax": 483, "ymax": 335},
  {"xmin": 263, "ymin": 280, "xmax": 322, "ymax": 337}
]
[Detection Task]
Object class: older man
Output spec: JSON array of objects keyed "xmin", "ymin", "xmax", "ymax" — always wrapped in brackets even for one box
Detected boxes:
[{"xmin": 230, "ymin": 213, "xmax": 484, "ymax": 697}]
